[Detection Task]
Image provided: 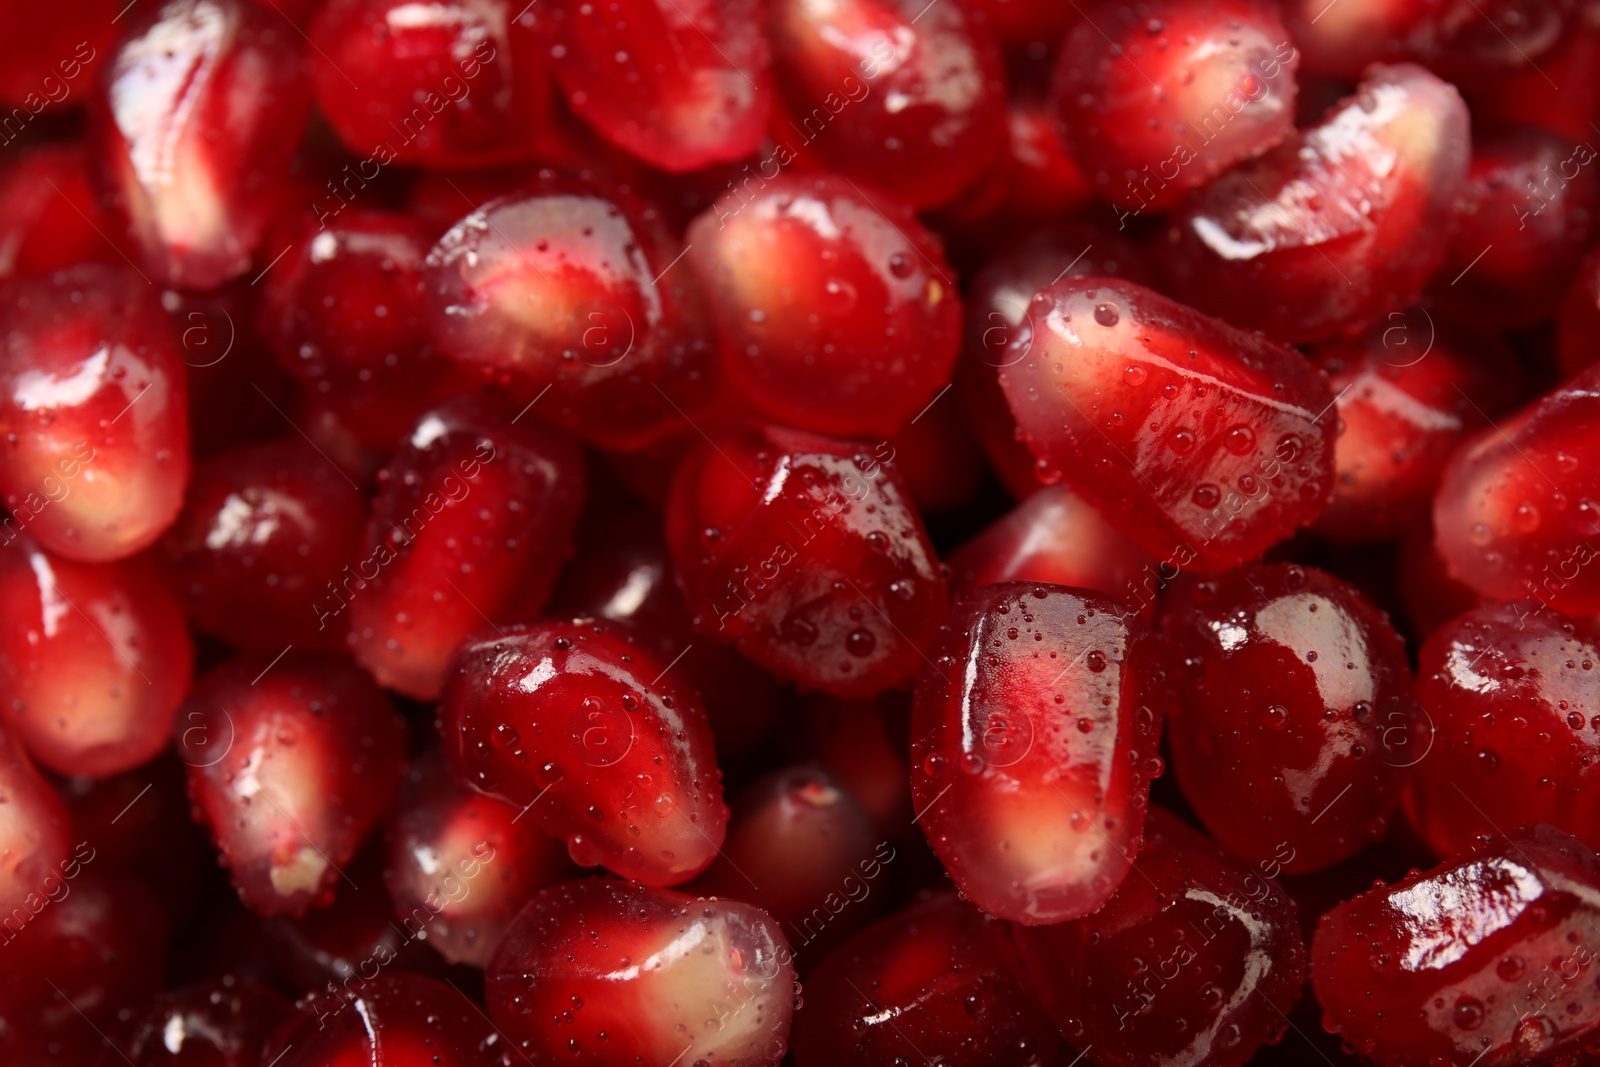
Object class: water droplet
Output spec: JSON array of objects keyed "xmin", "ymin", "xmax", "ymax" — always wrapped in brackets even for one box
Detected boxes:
[
  {"xmin": 1168, "ymin": 429, "xmax": 1196, "ymax": 456},
  {"xmin": 1086, "ymin": 650, "xmax": 1108, "ymax": 672},
  {"xmin": 1094, "ymin": 302, "xmax": 1120, "ymax": 327},
  {"xmin": 1192, "ymin": 483, "xmax": 1220, "ymax": 508},
  {"xmin": 845, "ymin": 629, "xmax": 876, "ymax": 657},
  {"xmin": 1225, "ymin": 425, "xmax": 1256, "ymax": 454},
  {"xmin": 1123, "ymin": 365, "xmax": 1147, "ymax": 386},
  {"xmin": 1453, "ymin": 996, "xmax": 1485, "ymax": 1030},
  {"xmin": 1264, "ymin": 704, "xmax": 1289, "ymax": 729}
]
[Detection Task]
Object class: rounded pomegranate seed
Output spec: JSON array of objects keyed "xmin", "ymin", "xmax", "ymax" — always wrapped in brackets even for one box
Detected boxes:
[
  {"xmin": 440, "ymin": 619, "xmax": 727, "ymax": 885},
  {"xmin": 1166, "ymin": 63, "xmax": 1470, "ymax": 343},
  {"xmin": 998, "ymin": 276, "xmax": 1336, "ymax": 572},
  {"xmin": 91, "ymin": 0, "xmax": 312, "ymax": 289},
  {"xmin": 911, "ymin": 583, "xmax": 1166, "ymax": 924},
  {"xmin": 266, "ymin": 971, "xmax": 503, "ymax": 1066},
  {"xmin": 791, "ymin": 891, "xmax": 1060, "ymax": 1067},
  {"xmin": 104, "ymin": 975, "xmax": 291, "ymax": 1067},
  {"xmin": 1461, "ymin": 14, "xmax": 1600, "ymax": 143},
  {"xmin": 308, "ymin": 0, "xmax": 555, "ymax": 170},
  {"xmin": 385, "ymin": 750, "xmax": 572, "ymax": 967},
  {"xmin": 1283, "ymin": 0, "xmax": 1575, "ymax": 79},
  {"xmin": 178, "ymin": 653, "xmax": 406, "ymax": 917},
  {"xmin": 1053, "ymin": 0, "xmax": 1298, "ymax": 212},
  {"xmin": 0, "ymin": 145, "xmax": 112, "ymax": 281},
  {"xmin": 486, "ymin": 878, "xmax": 796, "ymax": 1065},
  {"xmin": 665, "ymin": 423, "xmax": 948, "ymax": 696},
  {"xmin": 1161, "ymin": 564, "xmax": 1421, "ymax": 873},
  {"xmin": 348, "ymin": 392, "xmax": 586, "ymax": 700},
  {"xmin": 1011, "ymin": 808, "xmax": 1307, "ymax": 1067},
  {"xmin": 799, "ymin": 692, "xmax": 914, "ymax": 836},
  {"xmin": 163, "ymin": 437, "xmax": 366, "ymax": 654},
  {"xmin": 0, "ymin": 724, "xmax": 72, "ymax": 919},
  {"xmin": 0, "ymin": 263, "xmax": 190, "ymax": 563},
  {"xmin": 767, "ymin": 0, "xmax": 1007, "ymax": 210},
  {"xmin": 1313, "ymin": 824, "xmax": 1600, "ymax": 1065},
  {"xmin": 1434, "ymin": 361, "xmax": 1600, "ymax": 616},
  {"xmin": 1406, "ymin": 602, "xmax": 1600, "ymax": 857},
  {"xmin": 548, "ymin": 0, "xmax": 772, "ymax": 172},
  {"xmin": 0, "ymin": 537, "xmax": 193, "ymax": 778},
  {"xmin": 0, "ymin": 1, "xmax": 115, "ymax": 109},
  {"xmin": 421, "ymin": 174, "xmax": 716, "ymax": 451},
  {"xmin": 259, "ymin": 209, "xmax": 469, "ymax": 447},
  {"xmin": 685, "ymin": 173, "xmax": 960, "ymax": 438}
]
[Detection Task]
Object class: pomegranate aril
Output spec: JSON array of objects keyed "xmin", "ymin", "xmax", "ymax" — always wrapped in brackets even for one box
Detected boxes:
[
  {"xmin": 665, "ymin": 423, "xmax": 948, "ymax": 696},
  {"xmin": 439, "ymin": 618, "xmax": 728, "ymax": 885},
  {"xmin": 1011, "ymin": 808, "xmax": 1307, "ymax": 1067},
  {"xmin": 385, "ymin": 750, "xmax": 572, "ymax": 967},
  {"xmin": 308, "ymin": 0, "xmax": 555, "ymax": 170},
  {"xmin": 163, "ymin": 437, "xmax": 366, "ymax": 653},
  {"xmin": 0, "ymin": 537, "xmax": 193, "ymax": 778},
  {"xmin": 266, "ymin": 971, "xmax": 503, "ymax": 1067},
  {"xmin": 1312, "ymin": 824, "xmax": 1600, "ymax": 1066},
  {"xmin": 1557, "ymin": 246, "xmax": 1600, "ymax": 378},
  {"xmin": 797, "ymin": 692, "xmax": 914, "ymax": 837},
  {"xmin": 0, "ymin": 724, "xmax": 72, "ymax": 920},
  {"xmin": 0, "ymin": 263, "xmax": 190, "ymax": 563},
  {"xmin": 91, "ymin": 0, "xmax": 311, "ymax": 289},
  {"xmin": 911, "ymin": 582, "xmax": 1166, "ymax": 924},
  {"xmin": 486, "ymin": 878, "xmax": 795, "ymax": 1065},
  {"xmin": 1161, "ymin": 564, "xmax": 1420, "ymax": 873},
  {"xmin": 1283, "ymin": 0, "xmax": 1575, "ymax": 79},
  {"xmin": 179, "ymin": 654, "xmax": 406, "ymax": 917},
  {"xmin": 1406, "ymin": 602, "xmax": 1600, "ymax": 857},
  {"xmin": 1433, "ymin": 360, "xmax": 1600, "ymax": 615},
  {"xmin": 549, "ymin": 0, "xmax": 772, "ymax": 172},
  {"xmin": 0, "ymin": 144, "xmax": 113, "ymax": 280},
  {"xmin": 791, "ymin": 891, "xmax": 1060, "ymax": 1067},
  {"xmin": 259, "ymin": 209, "xmax": 469, "ymax": 448},
  {"xmin": 1461, "ymin": 10, "xmax": 1600, "ymax": 143},
  {"xmin": 1052, "ymin": 0, "xmax": 1299, "ymax": 212},
  {"xmin": 684, "ymin": 172, "xmax": 961, "ymax": 439},
  {"xmin": 997, "ymin": 276, "xmax": 1336, "ymax": 572},
  {"xmin": 767, "ymin": 0, "xmax": 1007, "ymax": 210},
  {"xmin": 0, "ymin": 2, "xmax": 114, "ymax": 109},
  {"xmin": 99, "ymin": 975, "xmax": 291, "ymax": 1067},
  {"xmin": 1166, "ymin": 63, "xmax": 1471, "ymax": 344},
  {"xmin": 883, "ymin": 398, "xmax": 986, "ymax": 515},
  {"xmin": 348, "ymin": 392, "xmax": 585, "ymax": 700}
]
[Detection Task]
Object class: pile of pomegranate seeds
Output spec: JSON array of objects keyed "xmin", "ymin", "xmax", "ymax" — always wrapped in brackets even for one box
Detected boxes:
[{"xmin": 10, "ymin": 0, "xmax": 1600, "ymax": 1063}]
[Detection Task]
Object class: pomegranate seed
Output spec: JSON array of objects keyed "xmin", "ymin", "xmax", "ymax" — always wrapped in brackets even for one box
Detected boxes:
[
  {"xmin": 1434, "ymin": 361, "xmax": 1600, "ymax": 616},
  {"xmin": 1461, "ymin": 11, "xmax": 1600, "ymax": 142},
  {"xmin": 0, "ymin": 263, "xmax": 190, "ymax": 563},
  {"xmin": 0, "ymin": 537, "xmax": 193, "ymax": 778},
  {"xmin": 548, "ymin": 0, "xmax": 772, "ymax": 172},
  {"xmin": 347, "ymin": 392, "xmax": 586, "ymax": 700},
  {"xmin": 884, "ymin": 398, "xmax": 986, "ymax": 515},
  {"xmin": 265, "ymin": 971, "xmax": 503, "ymax": 1066},
  {"xmin": 998, "ymin": 276, "xmax": 1336, "ymax": 572},
  {"xmin": 0, "ymin": 724, "xmax": 72, "ymax": 920},
  {"xmin": 163, "ymin": 437, "xmax": 367, "ymax": 654},
  {"xmin": 178, "ymin": 654, "xmax": 406, "ymax": 917},
  {"xmin": 1558, "ymin": 248, "xmax": 1600, "ymax": 377},
  {"xmin": 385, "ymin": 750, "xmax": 573, "ymax": 967},
  {"xmin": 422, "ymin": 174, "xmax": 717, "ymax": 451},
  {"xmin": 1160, "ymin": 564, "xmax": 1421, "ymax": 873},
  {"xmin": 1011, "ymin": 808, "xmax": 1307, "ymax": 1067},
  {"xmin": 103, "ymin": 975, "xmax": 291, "ymax": 1067},
  {"xmin": 0, "ymin": 2, "xmax": 114, "ymax": 110},
  {"xmin": 1312, "ymin": 824, "xmax": 1600, "ymax": 1065},
  {"xmin": 1283, "ymin": 0, "xmax": 1575, "ymax": 79},
  {"xmin": 685, "ymin": 173, "xmax": 961, "ymax": 439},
  {"xmin": 1406, "ymin": 602, "xmax": 1600, "ymax": 857},
  {"xmin": 91, "ymin": 0, "xmax": 312, "ymax": 289},
  {"xmin": 1166, "ymin": 63, "xmax": 1470, "ymax": 343},
  {"xmin": 1053, "ymin": 0, "xmax": 1299, "ymax": 212},
  {"xmin": 308, "ymin": 0, "xmax": 555, "ymax": 170},
  {"xmin": 911, "ymin": 583, "xmax": 1167, "ymax": 924},
  {"xmin": 0, "ymin": 144, "xmax": 113, "ymax": 281},
  {"xmin": 798, "ymin": 692, "xmax": 915, "ymax": 836},
  {"xmin": 665, "ymin": 423, "xmax": 948, "ymax": 696},
  {"xmin": 486, "ymin": 878, "xmax": 796, "ymax": 1064},
  {"xmin": 439, "ymin": 619, "xmax": 728, "ymax": 885},
  {"xmin": 259, "ymin": 209, "xmax": 470, "ymax": 447},
  {"xmin": 768, "ymin": 0, "xmax": 1007, "ymax": 210},
  {"xmin": 792, "ymin": 891, "xmax": 1060, "ymax": 1067}
]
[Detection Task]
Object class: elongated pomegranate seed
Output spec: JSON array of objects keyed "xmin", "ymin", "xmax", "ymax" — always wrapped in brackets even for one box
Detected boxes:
[
  {"xmin": 665, "ymin": 423, "xmax": 948, "ymax": 696},
  {"xmin": 1161, "ymin": 564, "xmax": 1422, "ymax": 873},
  {"xmin": 266, "ymin": 971, "xmax": 503, "ymax": 1066},
  {"xmin": 1166, "ymin": 63, "xmax": 1470, "ymax": 343},
  {"xmin": 998, "ymin": 276, "xmax": 1336, "ymax": 572},
  {"xmin": 0, "ymin": 537, "xmax": 193, "ymax": 778},
  {"xmin": 793, "ymin": 891, "xmax": 1060, "ymax": 1067},
  {"xmin": 347, "ymin": 392, "xmax": 586, "ymax": 700},
  {"xmin": 1011, "ymin": 807, "xmax": 1307, "ymax": 1067},
  {"xmin": 0, "ymin": 263, "xmax": 189, "ymax": 563},
  {"xmin": 1313, "ymin": 824, "xmax": 1600, "ymax": 1066},
  {"xmin": 439, "ymin": 619, "xmax": 728, "ymax": 885},
  {"xmin": 179, "ymin": 654, "xmax": 406, "ymax": 917},
  {"xmin": 91, "ymin": 0, "xmax": 311, "ymax": 289},
  {"xmin": 684, "ymin": 173, "xmax": 961, "ymax": 439},
  {"xmin": 486, "ymin": 878, "xmax": 796, "ymax": 1065},
  {"xmin": 911, "ymin": 583, "xmax": 1166, "ymax": 924}
]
